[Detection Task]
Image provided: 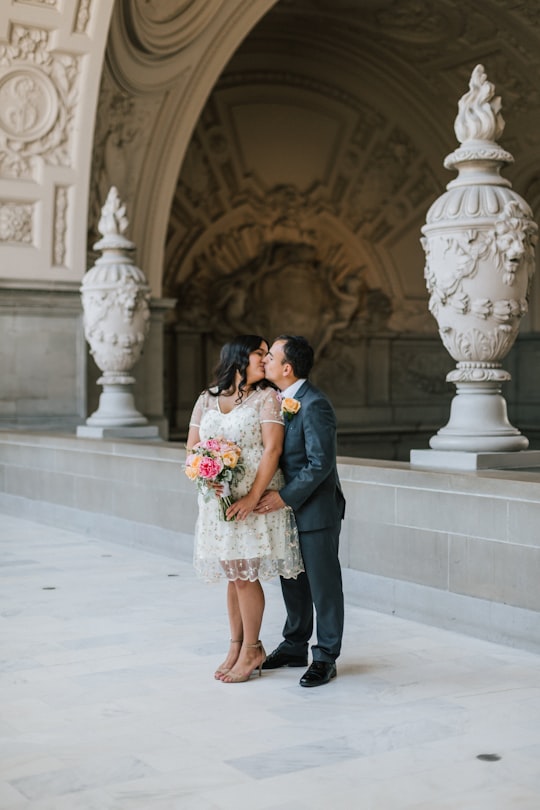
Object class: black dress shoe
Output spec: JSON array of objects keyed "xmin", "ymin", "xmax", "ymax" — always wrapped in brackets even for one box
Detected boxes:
[
  {"xmin": 261, "ymin": 648, "xmax": 308, "ymax": 670},
  {"xmin": 299, "ymin": 661, "xmax": 337, "ymax": 687}
]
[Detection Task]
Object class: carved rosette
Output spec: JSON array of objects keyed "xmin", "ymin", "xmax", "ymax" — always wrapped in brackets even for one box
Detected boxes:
[{"xmin": 420, "ymin": 65, "xmax": 537, "ymax": 452}]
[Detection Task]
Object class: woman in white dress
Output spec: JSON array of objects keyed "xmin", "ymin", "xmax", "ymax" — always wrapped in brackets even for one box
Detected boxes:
[{"xmin": 187, "ymin": 335, "xmax": 303, "ymax": 683}]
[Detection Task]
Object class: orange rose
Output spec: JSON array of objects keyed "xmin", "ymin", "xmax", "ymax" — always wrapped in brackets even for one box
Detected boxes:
[
  {"xmin": 184, "ymin": 454, "xmax": 201, "ymax": 479},
  {"xmin": 281, "ymin": 397, "xmax": 301, "ymax": 419},
  {"xmin": 222, "ymin": 450, "xmax": 239, "ymax": 468}
]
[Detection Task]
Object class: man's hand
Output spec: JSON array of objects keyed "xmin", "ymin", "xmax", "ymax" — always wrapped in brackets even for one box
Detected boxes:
[{"xmin": 254, "ymin": 489, "xmax": 286, "ymax": 514}]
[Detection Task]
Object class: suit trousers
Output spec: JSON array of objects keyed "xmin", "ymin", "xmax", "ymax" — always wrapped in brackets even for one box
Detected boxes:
[{"xmin": 279, "ymin": 522, "xmax": 344, "ymax": 663}]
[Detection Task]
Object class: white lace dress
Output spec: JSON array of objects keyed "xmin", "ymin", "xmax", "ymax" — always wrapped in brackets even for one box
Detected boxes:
[{"xmin": 189, "ymin": 386, "xmax": 304, "ymax": 583}]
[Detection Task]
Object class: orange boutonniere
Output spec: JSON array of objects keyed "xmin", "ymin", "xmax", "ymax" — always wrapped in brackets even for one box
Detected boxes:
[{"xmin": 281, "ymin": 397, "xmax": 301, "ymax": 421}]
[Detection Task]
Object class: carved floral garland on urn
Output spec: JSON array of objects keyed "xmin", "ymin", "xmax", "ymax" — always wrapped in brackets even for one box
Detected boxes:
[{"xmin": 421, "ymin": 65, "xmax": 537, "ymax": 452}]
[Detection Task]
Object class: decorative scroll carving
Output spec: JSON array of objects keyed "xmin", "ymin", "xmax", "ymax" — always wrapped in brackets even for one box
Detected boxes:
[
  {"xmin": 0, "ymin": 201, "xmax": 33, "ymax": 243},
  {"xmin": 0, "ymin": 26, "xmax": 79, "ymax": 179}
]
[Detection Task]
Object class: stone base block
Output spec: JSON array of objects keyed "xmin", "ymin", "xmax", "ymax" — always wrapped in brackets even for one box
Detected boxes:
[
  {"xmin": 76, "ymin": 425, "xmax": 160, "ymax": 440},
  {"xmin": 410, "ymin": 448, "xmax": 540, "ymax": 470}
]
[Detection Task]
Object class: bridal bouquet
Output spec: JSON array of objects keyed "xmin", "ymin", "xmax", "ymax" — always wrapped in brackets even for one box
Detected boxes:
[{"xmin": 184, "ymin": 437, "xmax": 244, "ymax": 520}]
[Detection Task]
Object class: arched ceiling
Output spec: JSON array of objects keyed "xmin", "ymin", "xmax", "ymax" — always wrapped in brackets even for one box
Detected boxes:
[
  {"xmin": 163, "ymin": 0, "xmax": 540, "ymax": 335},
  {"xmin": 100, "ymin": 0, "xmax": 540, "ymax": 328},
  {"xmin": 236, "ymin": 0, "xmax": 540, "ymax": 199}
]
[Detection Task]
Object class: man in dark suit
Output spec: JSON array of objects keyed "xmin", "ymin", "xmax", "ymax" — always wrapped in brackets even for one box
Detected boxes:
[{"xmin": 255, "ymin": 335, "xmax": 345, "ymax": 687}]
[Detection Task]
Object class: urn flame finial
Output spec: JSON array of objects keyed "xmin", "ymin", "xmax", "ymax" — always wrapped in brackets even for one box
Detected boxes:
[
  {"xmin": 98, "ymin": 186, "xmax": 128, "ymax": 237},
  {"xmin": 94, "ymin": 186, "xmax": 134, "ymax": 251},
  {"xmin": 454, "ymin": 64, "xmax": 505, "ymax": 144}
]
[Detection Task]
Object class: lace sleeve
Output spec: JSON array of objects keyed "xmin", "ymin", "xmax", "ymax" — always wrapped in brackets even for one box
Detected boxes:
[
  {"xmin": 260, "ymin": 388, "xmax": 284, "ymax": 425},
  {"xmin": 189, "ymin": 391, "xmax": 207, "ymax": 427}
]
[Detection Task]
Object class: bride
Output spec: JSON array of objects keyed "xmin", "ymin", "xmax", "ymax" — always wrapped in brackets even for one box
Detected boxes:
[{"xmin": 186, "ymin": 334, "xmax": 303, "ymax": 683}]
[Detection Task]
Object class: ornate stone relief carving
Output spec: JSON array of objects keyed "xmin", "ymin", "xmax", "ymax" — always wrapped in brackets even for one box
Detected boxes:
[
  {"xmin": 88, "ymin": 69, "xmax": 163, "ymax": 257},
  {"xmin": 166, "ymin": 78, "xmax": 439, "ymax": 341},
  {"xmin": 375, "ymin": 1, "xmax": 455, "ymax": 42},
  {"xmin": 392, "ymin": 348, "xmax": 452, "ymax": 398},
  {"xmin": 345, "ymin": 127, "xmax": 420, "ymax": 232},
  {"xmin": 75, "ymin": 0, "xmax": 93, "ymax": 34},
  {"xmin": 0, "ymin": 201, "xmax": 33, "ymax": 244},
  {"xmin": 0, "ymin": 25, "xmax": 79, "ymax": 179},
  {"xmin": 175, "ymin": 183, "xmax": 391, "ymax": 362},
  {"xmin": 53, "ymin": 186, "xmax": 68, "ymax": 266}
]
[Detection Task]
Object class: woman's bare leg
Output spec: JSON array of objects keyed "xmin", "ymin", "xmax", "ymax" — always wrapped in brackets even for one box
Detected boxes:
[
  {"xmin": 215, "ymin": 581, "xmax": 243, "ymax": 679},
  {"xmin": 221, "ymin": 579, "xmax": 266, "ymax": 682}
]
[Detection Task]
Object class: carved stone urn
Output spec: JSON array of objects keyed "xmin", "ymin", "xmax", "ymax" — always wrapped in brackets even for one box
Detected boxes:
[
  {"xmin": 421, "ymin": 65, "xmax": 537, "ymax": 452},
  {"xmin": 80, "ymin": 187, "xmax": 152, "ymax": 428}
]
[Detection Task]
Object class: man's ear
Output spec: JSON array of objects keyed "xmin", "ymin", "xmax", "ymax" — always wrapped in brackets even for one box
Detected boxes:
[{"xmin": 282, "ymin": 363, "xmax": 293, "ymax": 378}]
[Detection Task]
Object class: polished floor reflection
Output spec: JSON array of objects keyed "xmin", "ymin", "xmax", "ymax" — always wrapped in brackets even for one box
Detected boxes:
[{"xmin": 2, "ymin": 514, "xmax": 540, "ymax": 809}]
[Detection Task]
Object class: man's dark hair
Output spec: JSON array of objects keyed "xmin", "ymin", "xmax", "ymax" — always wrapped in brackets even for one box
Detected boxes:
[{"xmin": 277, "ymin": 334, "xmax": 314, "ymax": 379}]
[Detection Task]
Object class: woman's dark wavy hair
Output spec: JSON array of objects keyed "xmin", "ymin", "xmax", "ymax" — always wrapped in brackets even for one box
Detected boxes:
[{"xmin": 208, "ymin": 334, "xmax": 271, "ymax": 402}]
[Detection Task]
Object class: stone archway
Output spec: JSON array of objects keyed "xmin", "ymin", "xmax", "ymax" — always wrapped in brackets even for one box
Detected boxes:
[
  {"xmin": 158, "ymin": 0, "xmax": 540, "ymax": 454},
  {"xmin": 92, "ymin": 0, "xmax": 279, "ymax": 296}
]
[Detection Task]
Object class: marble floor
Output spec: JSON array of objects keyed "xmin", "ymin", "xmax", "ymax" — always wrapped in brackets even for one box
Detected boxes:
[{"xmin": 1, "ymin": 515, "xmax": 540, "ymax": 810}]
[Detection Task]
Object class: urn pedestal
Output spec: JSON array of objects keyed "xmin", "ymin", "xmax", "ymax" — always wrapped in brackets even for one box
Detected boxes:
[
  {"xmin": 411, "ymin": 66, "xmax": 539, "ymax": 470},
  {"xmin": 77, "ymin": 187, "xmax": 159, "ymax": 440}
]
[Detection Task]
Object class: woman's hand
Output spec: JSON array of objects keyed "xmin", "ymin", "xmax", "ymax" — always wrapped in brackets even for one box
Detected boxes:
[
  {"xmin": 207, "ymin": 481, "xmax": 224, "ymax": 497},
  {"xmin": 226, "ymin": 493, "xmax": 258, "ymax": 521}
]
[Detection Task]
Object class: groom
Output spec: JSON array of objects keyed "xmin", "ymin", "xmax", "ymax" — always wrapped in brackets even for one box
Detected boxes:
[{"xmin": 255, "ymin": 335, "xmax": 345, "ymax": 687}]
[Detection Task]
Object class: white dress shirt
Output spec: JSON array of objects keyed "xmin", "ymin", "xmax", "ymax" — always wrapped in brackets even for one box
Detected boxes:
[{"xmin": 280, "ymin": 379, "xmax": 306, "ymax": 399}]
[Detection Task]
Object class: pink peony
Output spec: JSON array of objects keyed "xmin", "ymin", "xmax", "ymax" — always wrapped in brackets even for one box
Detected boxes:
[
  {"xmin": 205, "ymin": 439, "xmax": 221, "ymax": 451},
  {"xmin": 198, "ymin": 455, "xmax": 223, "ymax": 479}
]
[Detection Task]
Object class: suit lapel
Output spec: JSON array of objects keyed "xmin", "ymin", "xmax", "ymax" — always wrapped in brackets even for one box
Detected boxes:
[{"xmin": 295, "ymin": 380, "xmax": 310, "ymax": 400}]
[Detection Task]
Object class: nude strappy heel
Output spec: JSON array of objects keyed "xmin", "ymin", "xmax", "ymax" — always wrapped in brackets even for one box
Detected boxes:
[
  {"xmin": 221, "ymin": 641, "xmax": 266, "ymax": 683},
  {"xmin": 214, "ymin": 639, "xmax": 242, "ymax": 680}
]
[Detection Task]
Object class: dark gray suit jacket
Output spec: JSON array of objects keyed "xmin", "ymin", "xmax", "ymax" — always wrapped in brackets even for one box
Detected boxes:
[{"xmin": 279, "ymin": 381, "xmax": 345, "ymax": 533}]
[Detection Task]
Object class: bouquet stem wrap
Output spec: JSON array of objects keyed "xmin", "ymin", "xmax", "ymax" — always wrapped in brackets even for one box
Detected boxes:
[{"xmin": 219, "ymin": 481, "xmax": 234, "ymax": 521}]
